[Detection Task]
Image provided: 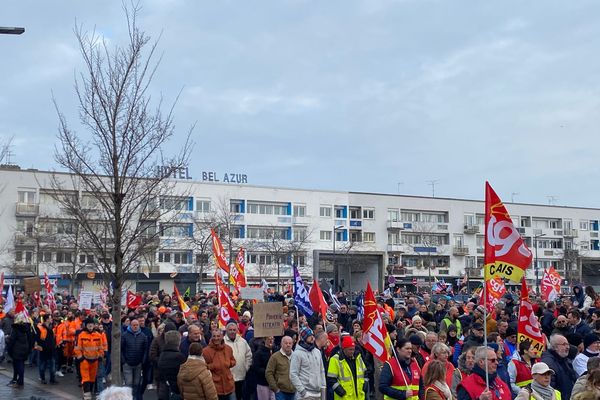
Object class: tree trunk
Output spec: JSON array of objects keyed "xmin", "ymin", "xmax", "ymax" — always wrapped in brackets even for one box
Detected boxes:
[{"xmin": 110, "ymin": 279, "xmax": 123, "ymax": 385}]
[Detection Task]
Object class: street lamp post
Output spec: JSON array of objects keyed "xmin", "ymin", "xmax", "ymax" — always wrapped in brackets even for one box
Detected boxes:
[
  {"xmin": 332, "ymin": 225, "xmax": 344, "ymax": 292},
  {"xmin": 534, "ymin": 233, "xmax": 547, "ymax": 294},
  {"xmin": 0, "ymin": 27, "xmax": 25, "ymax": 35}
]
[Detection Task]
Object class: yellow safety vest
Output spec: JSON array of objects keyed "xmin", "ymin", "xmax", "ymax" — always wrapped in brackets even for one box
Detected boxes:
[
  {"xmin": 327, "ymin": 353, "xmax": 367, "ymax": 400},
  {"xmin": 529, "ymin": 389, "xmax": 561, "ymax": 400},
  {"xmin": 383, "ymin": 358, "xmax": 420, "ymax": 400}
]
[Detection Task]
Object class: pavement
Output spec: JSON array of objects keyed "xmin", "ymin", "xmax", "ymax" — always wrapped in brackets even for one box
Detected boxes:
[{"xmin": 0, "ymin": 363, "xmax": 159, "ymax": 399}]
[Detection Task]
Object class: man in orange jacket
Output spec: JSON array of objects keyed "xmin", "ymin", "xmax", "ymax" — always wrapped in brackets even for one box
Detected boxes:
[{"xmin": 74, "ymin": 318, "xmax": 104, "ymax": 400}]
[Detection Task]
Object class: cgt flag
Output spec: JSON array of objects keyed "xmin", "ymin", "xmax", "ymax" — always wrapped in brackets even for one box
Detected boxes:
[
  {"xmin": 211, "ymin": 229, "xmax": 230, "ymax": 275},
  {"xmin": 518, "ymin": 279, "xmax": 545, "ymax": 356},
  {"xmin": 216, "ymin": 273, "xmax": 238, "ymax": 327},
  {"xmin": 361, "ymin": 282, "xmax": 392, "ymax": 363},
  {"xmin": 230, "ymin": 248, "xmax": 247, "ymax": 289},
  {"xmin": 173, "ymin": 285, "xmax": 191, "ymax": 317},
  {"xmin": 541, "ymin": 267, "xmax": 562, "ymax": 301},
  {"xmin": 481, "ymin": 277, "xmax": 506, "ymax": 313},
  {"xmin": 126, "ymin": 290, "xmax": 142, "ymax": 309},
  {"xmin": 485, "ymin": 182, "xmax": 532, "ymax": 283}
]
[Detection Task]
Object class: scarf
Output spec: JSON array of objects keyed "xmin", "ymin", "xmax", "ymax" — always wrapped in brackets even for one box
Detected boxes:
[
  {"xmin": 531, "ymin": 381, "xmax": 555, "ymax": 400},
  {"xmin": 472, "ymin": 364, "xmax": 499, "ymax": 387},
  {"xmin": 433, "ymin": 380, "xmax": 453, "ymax": 400}
]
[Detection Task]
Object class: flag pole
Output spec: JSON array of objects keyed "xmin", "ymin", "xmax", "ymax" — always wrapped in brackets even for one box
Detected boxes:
[{"xmin": 483, "ymin": 277, "xmax": 489, "ymax": 389}]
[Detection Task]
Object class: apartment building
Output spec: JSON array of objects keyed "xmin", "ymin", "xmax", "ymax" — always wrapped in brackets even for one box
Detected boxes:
[{"xmin": 2, "ymin": 165, "xmax": 600, "ymax": 294}]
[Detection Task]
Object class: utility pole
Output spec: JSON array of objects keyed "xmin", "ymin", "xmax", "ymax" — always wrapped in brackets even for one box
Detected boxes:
[
  {"xmin": 511, "ymin": 192, "xmax": 519, "ymax": 203},
  {"xmin": 397, "ymin": 182, "xmax": 404, "ymax": 194},
  {"xmin": 426, "ymin": 180, "xmax": 440, "ymax": 197}
]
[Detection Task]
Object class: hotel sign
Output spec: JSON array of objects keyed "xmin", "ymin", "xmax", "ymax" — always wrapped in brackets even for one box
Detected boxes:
[{"xmin": 157, "ymin": 166, "xmax": 248, "ymax": 184}]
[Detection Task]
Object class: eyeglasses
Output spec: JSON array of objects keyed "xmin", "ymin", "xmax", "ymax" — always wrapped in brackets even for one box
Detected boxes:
[
  {"xmin": 488, "ymin": 358, "xmax": 499, "ymax": 363},
  {"xmin": 556, "ymin": 343, "xmax": 569, "ymax": 347}
]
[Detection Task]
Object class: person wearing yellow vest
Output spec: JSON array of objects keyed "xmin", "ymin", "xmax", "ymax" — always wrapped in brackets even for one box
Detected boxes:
[
  {"xmin": 508, "ymin": 340, "xmax": 538, "ymax": 397},
  {"xmin": 515, "ymin": 362, "xmax": 561, "ymax": 400},
  {"xmin": 74, "ymin": 318, "xmax": 104, "ymax": 400},
  {"xmin": 327, "ymin": 336, "xmax": 368, "ymax": 400},
  {"xmin": 35, "ymin": 317, "xmax": 57, "ymax": 384},
  {"xmin": 379, "ymin": 337, "xmax": 423, "ymax": 400}
]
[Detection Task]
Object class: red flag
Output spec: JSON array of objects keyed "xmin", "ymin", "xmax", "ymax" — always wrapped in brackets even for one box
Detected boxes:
[
  {"xmin": 33, "ymin": 291, "xmax": 41, "ymax": 307},
  {"xmin": 0, "ymin": 271, "xmax": 4, "ymax": 304},
  {"xmin": 541, "ymin": 267, "xmax": 562, "ymax": 301},
  {"xmin": 126, "ymin": 290, "xmax": 142, "ymax": 309},
  {"xmin": 173, "ymin": 284, "xmax": 191, "ymax": 316},
  {"xmin": 361, "ymin": 282, "xmax": 392, "ymax": 362},
  {"xmin": 518, "ymin": 279, "xmax": 545, "ymax": 356},
  {"xmin": 44, "ymin": 272, "xmax": 57, "ymax": 312},
  {"xmin": 308, "ymin": 279, "xmax": 328, "ymax": 320},
  {"xmin": 216, "ymin": 273, "xmax": 238, "ymax": 327},
  {"xmin": 230, "ymin": 248, "xmax": 247, "ymax": 289},
  {"xmin": 211, "ymin": 229, "xmax": 230, "ymax": 274},
  {"xmin": 485, "ymin": 182, "xmax": 532, "ymax": 282},
  {"xmin": 480, "ymin": 277, "xmax": 506, "ymax": 313}
]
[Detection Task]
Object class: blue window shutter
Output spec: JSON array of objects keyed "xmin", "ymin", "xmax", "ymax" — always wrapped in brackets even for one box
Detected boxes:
[
  {"xmin": 241, "ymin": 200, "xmax": 246, "ymax": 213},
  {"xmin": 343, "ymin": 206, "xmax": 348, "ymax": 218},
  {"xmin": 188, "ymin": 223, "xmax": 193, "ymax": 237},
  {"xmin": 240, "ymin": 226, "xmax": 245, "ymax": 239},
  {"xmin": 343, "ymin": 229, "xmax": 348, "ymax": 241},
  {"xmin": 187, "ymin": 197, "xmax": 193, "ymax": 211},
  {"xmin": 287, "ymin": 227, "xmax": 292, "ymax": 240},
  {"xmin": 287, "ymin": 202, "xmax": 292, "ymax": 216},
  {"xmin": 188, "ymin": 251, "xmax": 193, "ymax": 264}
]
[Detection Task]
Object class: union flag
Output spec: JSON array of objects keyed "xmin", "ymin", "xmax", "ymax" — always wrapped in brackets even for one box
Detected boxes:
[
  {"xmin": 361, "ymin": 282, "xmax": 392, "ymax": 362},
  {"xmin": 211, "ymin": 229, "xmax": 230, "ymax": 274}
]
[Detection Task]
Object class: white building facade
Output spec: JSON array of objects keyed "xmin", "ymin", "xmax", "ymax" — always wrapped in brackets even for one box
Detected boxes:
[{"xmin": 1, "ymin": 165, "xmax": 599, "ymax": 294}]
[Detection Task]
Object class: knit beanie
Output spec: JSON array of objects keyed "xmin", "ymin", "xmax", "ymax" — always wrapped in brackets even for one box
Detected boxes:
[{"xmin": 299, "ymin": 327, "xmax": 314, "ymax": 342}]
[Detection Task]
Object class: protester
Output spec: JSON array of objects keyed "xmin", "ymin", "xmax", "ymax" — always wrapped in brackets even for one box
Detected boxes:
[
  {"xmin": 6, "ymin": 313, "xmax": 32, "ymax": 388},
  {"xmin": 451, "ymin": 347, "xmax": 474, "ymax": 399},
  {"xmin": 253, "ymin": 336, "xmax": 276, "ymax": 400},
  {"xmin": 203, "ymin": 328, "xmax": 237, "ymax": 400},
  {"xmin": 573, "ymin": 333, "xmax": 600, "ymax": 376},
  {"xmin": 457, "ymin": 346, "xmax": 511, "ymax": 400},
  {"xmin": 424, "ymin": 360, "xmax": 453, "ymax": 400},
  {"xmin": 572, "ymin": 356, "xmax": 600, "ymax": 400},
  {"xmin": 74, "ymin": 317, "xmax": 104, "ymax": 400},
  {"xmin": 157, "ymin": 330, "xmax": 186, "ymax": 400},
  {"xmin": 515, "ymin": 362, "xmax": 561, "ymax": 400},
  {"xmin": 121, "ymin": 318, "xmax": 148, "ymax": 400},
  {"xmin": 326, "ymin": 335, "xmax": 368, "ymax": 400},
  {"xmin": 290, "ymin": 327, "xmax": 326, "ymax": 400},
  {"xmin": 35, "ymin": 316, "xmax": 57, "ymax": 385},
  {"xmin": 224, "ymin": 320, "xmax": 253, "ymax": 400},
  {"xmin": 379, "ymin": 337, "xmax": 423, "ymax": 400},
  {"xmin": 508, "ymin": 340, "xmax": 538, "ymax": 396},
  {"xmin": 540, "ymin": 334, "xmax": 577, "ymax": 400},
  {"xmin": 265, "ymin": 336, "xmax": 296, "ymax": 400},
  {"xmin": 178, "ymin": 342, "xmax": 218, "ymax": 400}
]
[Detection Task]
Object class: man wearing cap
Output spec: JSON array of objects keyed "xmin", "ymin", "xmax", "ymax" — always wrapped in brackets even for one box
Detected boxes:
[
  {"xmin": 515, "ymin": 362, "xmax": 560, "ymax": 400},
  {"xmin": 573, "ymin": 333, "xmax": 600, "ymax": 376},
  {"xmin": 540, "ymin": 334, "xmax": 577, "ymax": 400},
  {"xmin": 224, "ymin": 320, "xmax": 253, "ymax": 400},
  {"xmin": 474, "ymin": 305, "xmax": 497, "ymax": 333},
  {"xmin": 457, "ymin": 346, "xmax": 510, "ymax": 400},
  {"xmin": 290, "ymin": 327, "xmax": 326, "ymax": 400},
  {"xmin": 461, "ymin": 324, "xmax": 485, "ymax": 355},
  {"xmin": 440, "ymin": 307, "xmax": 463, "ymax": 338},
  {"xmin": 239, "ymin": 311, "xmax": 252, "ymax": 337},
  {"xmin": 327, "ymin": 335, "xmax": 368, "ymax": 400},
  {"xmin": 503, "ymin": 326, "xmax": 518, "ymax": 361},
  {"xmin": 409, "ymin": 335, "xmax": 426, "ymax": 369}
]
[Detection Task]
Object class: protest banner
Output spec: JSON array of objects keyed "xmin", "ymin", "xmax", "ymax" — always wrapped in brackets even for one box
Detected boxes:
[
  {"xmin": 253, "ymin": 302, "xmax": 284, "ymax": 337},
  {"xmin": 240, "ymin": 287, "xmax": 264, "ymax": 300},
  {"xmin": 23, "ymin": 277, "xmax": 41, "ymax": 294},
  {"xmin": 79, "ymin": 290, "xmax": 93, "ymax": 310}
]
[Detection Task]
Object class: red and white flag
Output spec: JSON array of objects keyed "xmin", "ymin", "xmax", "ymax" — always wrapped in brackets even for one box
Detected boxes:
[
  {"xmin": 485, "ymin": 182, "xmax": 532, "ymax": 282},
  {"xmin": 44, "ymin": 272, "xmax": 57, "ymax": 312},
  {"xmin": 216, "ymin": 273, "xmax": 238, "ymax": 327},
  {"xmin": 211, "ymin": 229, "xmax": 230, "ymax": 275},
  {"xmin": 126, "ymin": 290, "xmax": 142, "ymax": 309},
  {"xmin": 173, "ymin": 285, "xmax": 191, "ymax": 317},
  {"xmin": 481, "ymin": 277, "xmax": 507, "ymax": 313},
  {"xmin": 230, "ymin": 248, "xmax": 247, "ymax": 290},
  {"xmin": 518, "ymin": 279, "xmax": 545, "ymax": 356},
  {"xmin": 541, "ymin": 267, "xmax": 562, "ymax": 301},
  {"xmin": 361, "ymin": 282, "xmax": 392, "ymax": 362}
]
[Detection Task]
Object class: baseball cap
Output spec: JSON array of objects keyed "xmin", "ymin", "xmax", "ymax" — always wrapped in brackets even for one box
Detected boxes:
[{"xmin": 531, "ymin": 362, "xmax": 554, "ymax": 375}]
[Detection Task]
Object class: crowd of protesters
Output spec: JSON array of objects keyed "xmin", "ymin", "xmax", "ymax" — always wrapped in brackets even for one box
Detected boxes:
[{"xmin": 2, "ymin": 283, "xmax": 600, "ymax": 400}]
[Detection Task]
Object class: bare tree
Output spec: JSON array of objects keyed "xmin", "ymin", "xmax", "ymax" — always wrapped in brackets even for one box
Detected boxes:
[{"xmin": 51, "ymin": 5, "xmax": 192, "ymax": 385}]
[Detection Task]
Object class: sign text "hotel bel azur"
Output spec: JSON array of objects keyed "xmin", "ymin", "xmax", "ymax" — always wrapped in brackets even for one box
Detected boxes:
[{"xmin": 157, "ymin": 166, "xmax": 248, "ymax": 184}]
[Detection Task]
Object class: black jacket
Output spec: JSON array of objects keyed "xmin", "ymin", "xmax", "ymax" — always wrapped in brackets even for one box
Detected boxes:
[
  {"xmin": 121, "ymin": 327, "xmax": 148, "ymax": 366},
  {"xmin": 540, "ymin": 349, "xmax": 577, "ymax": 400},
  {"xmin": 251, "ymin": 344, "xmax": 273, "ymax": 386},
  {"xmin": 157, "ymin": 342, "xmax": 186, "ymax": 384},
  {"xmin": 7, "ymin": 323, "xmax": 33, "ymax": 360},
  {"xmin": 35, "ymin": 324, "xmax": 56, "ymax": 360}
]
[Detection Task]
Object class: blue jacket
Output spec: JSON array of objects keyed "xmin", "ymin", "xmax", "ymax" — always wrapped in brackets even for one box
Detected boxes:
[
  {"xmin": 540, "ymin": 349, "xmax": 577, "ymax": 400},
  {"xmin": 121, "ymin": 327, "xmax": 148, "ymax": 366}
]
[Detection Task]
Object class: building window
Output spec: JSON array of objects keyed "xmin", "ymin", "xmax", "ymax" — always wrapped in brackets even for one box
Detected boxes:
[
  {"xmin": 230, "ymin": 200, "xmax": 243, "ymax": 213},
  {"xmin": 159, "ymin": 196, "xmax": 190, "ymax": 211},
  {"xmin": 173, "ymin": 252, "xmax": 192, "ymax": 264},
  {"xmin": 320, "ymin": 205, "xmax": 332, "ymax": 217},
  {"xmin": 158, "ymin": 252, "xmax": 171, "ymax": 263},
  {"xmin": 388, "ymin": 232, "xmax": 400, "ymax": 245},
  {"xmin": 320, "ymin": 230, "xmax": 332, "ymax": 241},
  {"xmin": 363, "ymin": 208, "xmax": 375, "ymax": 219},
  {"xmin": 195, "ymin": 254, "xmax": 209, "ymax": 265},
  {"xmin": 196, "ymin": 199, "xmax": 211, "ymax": 213},
  {"xmin": 350, "ymin": 231, "xmax": 362, "ymax": 242},
  {"xmin": 335, "ymin": 207, "xmax": 345, "ymax": 219},
  {"xmin": 350, "ymin": 207, "xmax": 361, "ymax": 220},
  {"xmin": 293, "ymin": 254, "xmax": 306, "ymax": 267},
  {"xmin": 363, "ymin": 232, "xmax": 375, "ymax": 242},
  {"xmin": 160, "ymin": 223, "xmax": 192, "ymax": 237},
  {"xmin": 41, "ymin": 251, "xmax": 52, "ymax": 262},
  {"xmin": 79, "ymin": 254, "xmax": 95, "ymax": 264},
  {"xmin": 293, "ymin": 228, "xmax": 307, "ymax": 241},
  {"xmin": 464, "ymin": 214, "xmax": 475, "ymax": 226},
  {"xmin": 56, "ymin": 251, "xmax": 73, "ymax": 263},
  {"xmin": 16, "ymin": 218, "xmax": 35, "ymax": 235},
  {"xmin": 231, "ymin": 226, "xmax": 243, "ymax": 239},
  {"xmin": 476, "ymin": 214, "xmax": 485, "ymax": 226},
  {"xmin": 247, "ymin": 202, "xmax": 288, "ymax": 216},
  {"xmin": 18, "ymin": 190, "xmax": 36, "ymax": 204},
  {"xmin": 57, "ymin": 221, "xmax": 75, "ymax": 235},
  {"xmin": 580, "ymin": 220, "xmax": 589, "ymax": 230},
  {"xmin": 401, "ymin": 211, "xmax": 419, "ymax": 222},
  {"xmin": 247, "ymin": 226, "xmax": 288, "ymax": 240},
  {"xmin": 388, "ymin": 208, "xmax": 399, "ymax": 222},
  {"xmin": 293, "ymin": 205, "xmax": 306, "ymax": 217}
]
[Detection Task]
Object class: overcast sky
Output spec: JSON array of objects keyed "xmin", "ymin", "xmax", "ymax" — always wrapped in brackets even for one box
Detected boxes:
[{"xmin": 2, "ymin": 1, "xmax": 600, "ymax": 207}]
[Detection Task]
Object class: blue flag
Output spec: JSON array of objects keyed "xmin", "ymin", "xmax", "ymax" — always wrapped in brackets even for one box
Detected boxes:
[
  {"xmin": 293, "ymin": 265, "xmax": 313, "ymax": 317},
  {"xmin": 355, "ymin": 293, "xmax": 364, "ymax": 321}
]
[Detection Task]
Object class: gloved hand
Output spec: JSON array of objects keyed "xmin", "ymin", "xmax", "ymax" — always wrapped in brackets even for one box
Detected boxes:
[{"xmin": 334, "ymin": 385, "xmax": 347, "ymax": 397}]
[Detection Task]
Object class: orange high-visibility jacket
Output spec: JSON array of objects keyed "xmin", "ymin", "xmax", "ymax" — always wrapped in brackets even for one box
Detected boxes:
[
  {"xmin": 74, "ymin": 330, "xmax": 104, "ymax": 361},
  {"xmin": 98, "ymin": 331, "xmax": 108, "ymax": 353},
  {"xmin": 66, "ymin": 319, "xmax": 80, "ymax": 341},
  {"xmin": 55, "ymin": 321, "xmax": 67, "ymax": 345}
]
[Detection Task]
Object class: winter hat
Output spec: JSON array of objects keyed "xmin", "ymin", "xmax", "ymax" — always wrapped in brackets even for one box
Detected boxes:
[
  {"xmin": 584, "ymin": 333, "xmax": 600, "ymax": 349},
  {"xmin": 447, "ymin": 324, "xmax": 457, "ymax": 333},
  {"xmin": 341, "ymin": 336, "xmax": 355, "ymax": 349},
  {"xmin": 299, "ymin": 327, "xmax": 314, "ymax": 342},
  {"xmin": 385, "ymin": 324, "xmax": 396, "ymax": 334},
  {"xmin": 488, "ymin": 343, "xmax": 499, "ymax": 352},
  {"xmin": 243, "ymin": 311, "xmax": 252, "ymax": 318},
  {"xmin": 326, "ymin": 323, "xmax": 338, "ymax": 334},
  {"xmin": 506, "ymin": 326, "xmax": 518, "ymax": 337},
  {"xmin": 476, "ymin": 305, "xmax": 486, "ymax": 315},
  {"xmin": 165, "ymin": 330, "xmax": 181, "ymax": 347}
]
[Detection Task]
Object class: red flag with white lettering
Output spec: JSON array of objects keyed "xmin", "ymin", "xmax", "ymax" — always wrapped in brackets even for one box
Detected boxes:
[
  {"xmin": 126, "ymin": 290, "xmax": 142, "ymax": 309},
  {"xmin": 485, "ymin": 182, "xmax": 532, "ymax": 282},
  {"xmin": 361, "ymin": 282, "xmax": 392, "ymax": 363},
  {"xmin": 541, "ymin": 267, "xmax": 562, "ymax": 301},
  {"xmin": 518, "ymin": 279, "xmax": 545, "ymax": 356},
  {"xmin": 211, "ymin": 229, "xmax": 230, "ymax": 274}
]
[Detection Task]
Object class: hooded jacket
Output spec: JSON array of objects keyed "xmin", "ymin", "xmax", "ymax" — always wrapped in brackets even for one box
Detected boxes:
[
  {"xmin": 290, "ymin": 342, "xmax": 326, "ymax": 397},
  {"xmin": 177, "ymin": 356, "xmax": 218, "ymax": 400},
  {"xmin": 224, "ymin": 333, "xmax": 253, "ymax": 382},
  {"xmin": 202, "ymin": 340, "xmax": 236, "ymax": 395}
]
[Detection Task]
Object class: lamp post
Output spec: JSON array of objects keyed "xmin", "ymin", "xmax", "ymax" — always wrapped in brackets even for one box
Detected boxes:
[
  {"xmin": 0, "ymin": 27, "xmax": 25, "ymax": 35},
  {"xmin": 534, "ymin": 233, "xmax": 546, "ymax": 294},
  {"xmin": 332, "ymin": 225, "xmax": 344, "ymax": 292}
]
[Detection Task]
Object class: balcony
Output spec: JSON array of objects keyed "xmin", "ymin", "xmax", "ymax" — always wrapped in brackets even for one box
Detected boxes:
[
  {"xmin": 464, "ymin": 224, "xmax": 480, "ymax": 234},
  {"xmin": 142, "ymin": 209, "xmax": 161, "ymax": 220},
  {"xmin": 14, "ymin": 232, "xmax": 36, "ymax": 247},
  {"xmin": 453, "ymin": 246, "xmax": 469, "ymax": 256},
  {"xmin": 387, "ymin": 244, "xmax": 405, "ymax": 253},
  {"xmin": 16, "ymin": 202, "xmax": 39, "ymax": 216},
  {"xmin": 388, "ymin": 264, "xmax": 407, "ymax": 275},
  {"xmin": 387, "ymin": 220, "xmax": 405, "ymax": 230},
  {"xmin": 466, "ymin": 267, "xmax": 483, "ymax": 278},
  {"xmin": 564, "ymin": 229, "xmax": 578, "ymax": 238}
]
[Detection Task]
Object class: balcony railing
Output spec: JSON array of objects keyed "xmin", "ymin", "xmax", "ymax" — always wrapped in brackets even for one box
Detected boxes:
[
  {"xmin": 452, "ymin": 246, "xmax": 469, "ymax": 256},
  {"xmin": 16, "ymin": 202, "xmax": 39, "ymax": 216},
  {"xmin": 464, "ymin": 224, "xmax": 480, "ymax": 234},
  {"xmin": 14, "ymin": 232, "xmax": 36, "ymax": 246}
]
